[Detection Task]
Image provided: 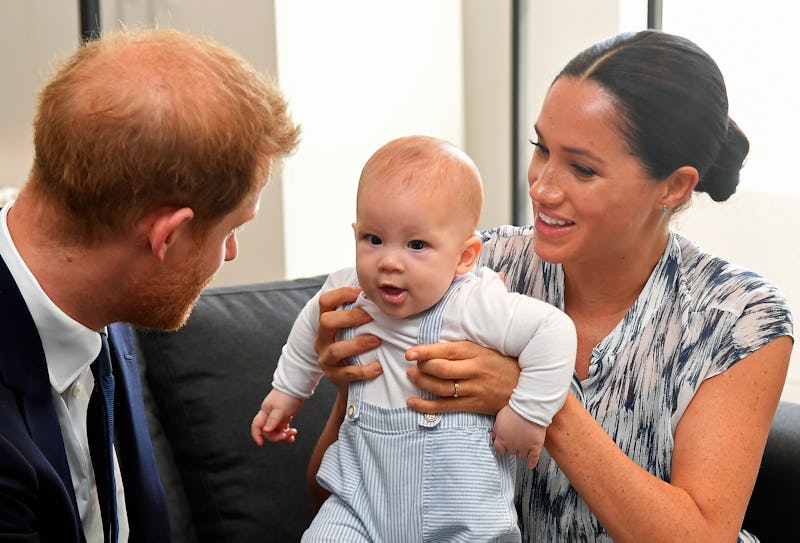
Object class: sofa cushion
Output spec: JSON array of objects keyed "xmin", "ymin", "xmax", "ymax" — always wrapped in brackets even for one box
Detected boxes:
[
  {"xmin": 743, "ymin": 400, "xmax": 800, "ymax": 539},
  {"xmin": 135, "ymin": 275, "xmax": 334, "ymax": 542}
]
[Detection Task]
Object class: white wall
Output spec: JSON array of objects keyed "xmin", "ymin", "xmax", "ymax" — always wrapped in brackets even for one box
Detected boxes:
[
  {"xmin": 0, "ymin": 2, "xmax": 77, "ymax": 190},
  {"xmin": 274, "ymin": 0, "xmax": 467, "ymax": 279},
  {"xmin": 462, "ymin": 0, "xmax": 513, "ymax": 231}
]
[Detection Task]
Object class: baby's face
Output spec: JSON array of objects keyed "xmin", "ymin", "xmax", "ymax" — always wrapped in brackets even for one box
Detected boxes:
[{"xmin": 354, "ymin": 183, "xmax": 470, "ymax": 319}]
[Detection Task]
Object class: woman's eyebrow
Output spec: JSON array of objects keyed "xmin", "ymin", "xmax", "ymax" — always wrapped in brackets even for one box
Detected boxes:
[{"xmin": 534, "ymin": 125, "xmax": 605, "ymax": 165}]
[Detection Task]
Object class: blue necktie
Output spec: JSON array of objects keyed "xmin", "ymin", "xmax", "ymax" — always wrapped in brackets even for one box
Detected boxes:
[{"xmin": 87, "ymin": 331, "xmax": 119, "ymax": 543}]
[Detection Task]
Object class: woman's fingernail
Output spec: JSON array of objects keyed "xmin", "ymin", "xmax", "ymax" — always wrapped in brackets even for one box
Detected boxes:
[{"xmin": 406, "ymin": 350, "xmax": 418, "ymax": 361}]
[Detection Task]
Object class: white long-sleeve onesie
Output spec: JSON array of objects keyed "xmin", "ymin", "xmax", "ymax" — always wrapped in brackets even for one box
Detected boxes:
[{"xmin": 272, "ymin": 266, "xmax": 576, "ymax": 426}]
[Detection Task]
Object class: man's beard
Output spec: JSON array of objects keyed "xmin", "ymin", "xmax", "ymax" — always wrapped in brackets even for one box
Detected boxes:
[{"xmin": 118, "ymin": 250, "xmax": 214, "ymax": 332}]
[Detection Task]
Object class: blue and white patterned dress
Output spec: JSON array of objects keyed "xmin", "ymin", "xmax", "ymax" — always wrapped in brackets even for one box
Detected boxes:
[{"xmin": 477, "ymin": 226, "xmax": 794, "ymax": 543}]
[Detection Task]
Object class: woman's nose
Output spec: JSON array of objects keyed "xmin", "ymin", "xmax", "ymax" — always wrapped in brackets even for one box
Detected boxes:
[{"xmin": 528, "ymin": 159, "xmax": 562, "ymax": 204}]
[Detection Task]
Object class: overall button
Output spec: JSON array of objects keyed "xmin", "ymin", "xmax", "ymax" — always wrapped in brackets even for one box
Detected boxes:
[
  {"xmin": 423, "ymin": 412, "xmax": 440, "ymax": 423},
  {"xmin": 347, "ymin": 404, "xmax": 356, "ymax": 417}
]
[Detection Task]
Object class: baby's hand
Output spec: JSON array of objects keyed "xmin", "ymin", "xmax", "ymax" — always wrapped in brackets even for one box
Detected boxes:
[
  {"xmin": 492, "ymin": 405, "xmax": 546, "ymax": 468},
  {"xmin": 250, "ymin": 389, "xmax": 302, "ymax": 446}
]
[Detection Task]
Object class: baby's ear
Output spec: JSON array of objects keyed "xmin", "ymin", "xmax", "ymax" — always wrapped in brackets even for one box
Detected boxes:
[{"xmin": 456, "ymin": 235, "xmax": 482, "ymax": 274}]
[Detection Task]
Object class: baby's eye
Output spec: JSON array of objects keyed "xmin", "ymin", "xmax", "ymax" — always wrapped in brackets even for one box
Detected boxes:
[
  {"xmin": 367, "ymin": 234, "xmax": 382, "ymax": 245},
  {"xmin": 408, "ymin": 240, "xmax": 426, "ymax": 250}
]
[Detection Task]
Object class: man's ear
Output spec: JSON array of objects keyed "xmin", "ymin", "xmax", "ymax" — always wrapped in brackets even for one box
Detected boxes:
[
  {"xmin": 661, "ymin": 166, "xmax": 699, "ymax": 211},
  {"xmin": 456, "ymin": 235, "xmax": 483, "ymax": 275},
  {"xmin": 146, "ymin": 207, "xmax": 195, "ymax": 262}
]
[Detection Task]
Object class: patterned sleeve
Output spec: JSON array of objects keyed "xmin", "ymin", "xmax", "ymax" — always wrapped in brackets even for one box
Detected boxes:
[
  {"xmin": 476, "ymin": 226, "xmax": 540, "ymax": 293},
  {"xmin": 707, "ymin": 281, "xmax": 794, "ymax": 378}
]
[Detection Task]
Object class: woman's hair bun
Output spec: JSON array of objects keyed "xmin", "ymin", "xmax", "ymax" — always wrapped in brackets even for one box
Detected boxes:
[{"xmin": 696, "ymin": 118, "xmax": 749, "ymax": 202}]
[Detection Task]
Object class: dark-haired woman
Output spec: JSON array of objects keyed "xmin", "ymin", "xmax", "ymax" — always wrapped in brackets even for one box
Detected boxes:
[{"xmin": 311, "ymin": 30, "xmax": 794, "ymax": 542}]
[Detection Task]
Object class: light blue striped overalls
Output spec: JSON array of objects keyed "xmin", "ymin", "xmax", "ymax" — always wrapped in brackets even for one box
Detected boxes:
[{"xmin": 303, "ymin": 276, "xmax": 521, "ymax": 542}]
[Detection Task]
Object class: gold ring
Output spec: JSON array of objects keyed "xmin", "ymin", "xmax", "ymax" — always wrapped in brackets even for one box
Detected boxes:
[{"xmin": 453, "ymin": 380, "xmax": 460, "ymax": 398}]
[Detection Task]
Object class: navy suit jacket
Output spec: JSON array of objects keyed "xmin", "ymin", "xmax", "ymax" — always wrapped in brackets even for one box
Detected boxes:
[{"xmin": 0, "ymin": 255, "xmax": 171, "ymax": 542}]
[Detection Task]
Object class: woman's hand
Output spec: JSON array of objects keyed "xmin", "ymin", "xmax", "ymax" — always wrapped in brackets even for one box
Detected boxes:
[
  {"xmin": 405, "ymin": 341, "xmax": 520, "ymax": 415},
  {"xmin": 308, "ymin": 285, "xmax": 384, "ymax": 510},
  {"xmin": 314, "ymin": 286, "xmax": 383, "ymax": 393}
]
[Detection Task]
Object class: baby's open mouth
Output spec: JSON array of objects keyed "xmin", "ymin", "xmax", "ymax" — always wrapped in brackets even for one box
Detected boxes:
[{"xmin": 379, "ymin": 285, "xmax": 407, "ymax": 303}]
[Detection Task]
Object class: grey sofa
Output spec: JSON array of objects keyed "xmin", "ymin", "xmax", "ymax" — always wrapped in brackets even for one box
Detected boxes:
[{"xmin": 133, "ymin": 275, "xmax": 799, "ymax": 542}]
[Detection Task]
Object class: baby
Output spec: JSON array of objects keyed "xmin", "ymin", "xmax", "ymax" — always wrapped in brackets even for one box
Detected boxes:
[{"xmin": 252, "ymin": 135, "xmax": 576, "ymax": 541}]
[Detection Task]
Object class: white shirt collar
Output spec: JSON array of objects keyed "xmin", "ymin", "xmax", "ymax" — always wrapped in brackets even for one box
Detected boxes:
[{"xmin": 0, "ymin": 203, "xmax": 100, "ymax": 393}]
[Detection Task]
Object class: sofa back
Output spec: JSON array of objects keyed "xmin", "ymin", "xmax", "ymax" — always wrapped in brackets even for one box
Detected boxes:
[{"xmin": 135, "ymin": 276, "xmax": 332, "ymax": 543}]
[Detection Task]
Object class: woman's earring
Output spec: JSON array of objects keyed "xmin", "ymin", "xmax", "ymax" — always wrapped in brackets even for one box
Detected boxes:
[{"xmin": 662, "ymin": 204, "xmax": 668, "ymax": 213}]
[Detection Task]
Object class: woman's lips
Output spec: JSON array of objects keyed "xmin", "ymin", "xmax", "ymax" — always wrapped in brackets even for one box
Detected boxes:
[
  {"xmin": 535, "ymin": 210, "xmax": 574, "ymax": 236},
  {"xmin": 538, "ymin": 210, "xmax": 573, "ymax": 226}
]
